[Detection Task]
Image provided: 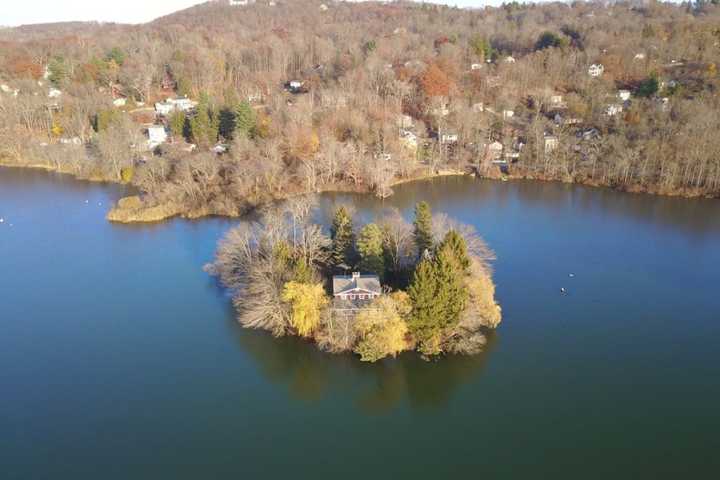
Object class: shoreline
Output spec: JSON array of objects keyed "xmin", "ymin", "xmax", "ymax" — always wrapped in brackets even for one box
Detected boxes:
[{"xmin": 2, "ymin": 161, "xmax": 716, "ymax": 225}]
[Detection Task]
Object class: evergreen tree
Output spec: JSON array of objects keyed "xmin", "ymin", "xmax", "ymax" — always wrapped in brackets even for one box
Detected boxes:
[
  {"xmin": 189, "ymin": 93, "xmax": 219, "ymax": 147},
  {"xmin": 407, "ymin": 242, "xmax": 469, "ymax": 354},
  {"xmin": 407, "ymin": 258, "xmax": 444, "ymax": 352},
  {"xmin": 169, "ymin": 110, "xmax": 187, "ymax": 139},
  {"xmin": 357, "ymin": 223, "xmax": 385, "ymax": 278},
  {"xmin": 413, "ymin": 201, "xmax": 434, "ymax": 258},
  {"xmin": 330, "ymin": 206, "xmax": 356, "ymax": 271},
  {"xmin": 438, "ymin": 229, "xmax": 470, "ymax": 272},
  {"xmin": 235, "ymin": 100, "xmax": 257, "ymax": 138}
]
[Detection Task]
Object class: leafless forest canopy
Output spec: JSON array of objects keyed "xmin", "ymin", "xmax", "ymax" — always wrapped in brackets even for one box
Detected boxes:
[{"xmin": 1, "ymin": 0, "xmax": 719, "ymax": 217}]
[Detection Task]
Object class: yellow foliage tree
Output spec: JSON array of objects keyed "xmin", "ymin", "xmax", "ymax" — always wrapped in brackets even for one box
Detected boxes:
[
  {"xmin": 354, "ymin": 294, "xmax": 410, "ymax": 362},
  {"xmin": 281, "ymin": 281, "xmax": 328, "ymax": 337}
]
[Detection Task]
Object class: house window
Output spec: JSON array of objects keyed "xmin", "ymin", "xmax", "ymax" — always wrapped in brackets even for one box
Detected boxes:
[
  {"xmin": 359, "ymin": 294, "xmax": 366, "ymax": 300},
  {"xmin": 350, "ymin": 295, "xmax": 356, "ymax": 300}
]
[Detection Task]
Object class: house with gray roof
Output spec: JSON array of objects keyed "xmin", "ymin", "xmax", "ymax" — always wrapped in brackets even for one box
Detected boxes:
[{"xmin": 332, "ymin": 272, "xmax": 382, "ymax": 310}]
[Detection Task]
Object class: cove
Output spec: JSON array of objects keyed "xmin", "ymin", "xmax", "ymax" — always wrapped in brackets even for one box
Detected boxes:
[{"xmin": 1, "ymin": 167, "xmax": 720, "ymax": 479}]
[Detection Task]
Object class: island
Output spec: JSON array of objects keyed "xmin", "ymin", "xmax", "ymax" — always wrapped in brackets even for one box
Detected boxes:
[{"xmin": 207, "ymin": 200, "xmax": 501, "ymax": 361}]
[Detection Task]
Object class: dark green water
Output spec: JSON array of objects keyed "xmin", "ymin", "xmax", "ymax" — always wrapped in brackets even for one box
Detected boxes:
[{"xmin": 2, "ymin": 167, "xmax": 719, "ymax": 479}]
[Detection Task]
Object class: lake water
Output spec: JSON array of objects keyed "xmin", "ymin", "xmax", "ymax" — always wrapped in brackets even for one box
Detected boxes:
[{"xmin": 2, "ymin": 167, "xmax": 719, "ymax": 479}]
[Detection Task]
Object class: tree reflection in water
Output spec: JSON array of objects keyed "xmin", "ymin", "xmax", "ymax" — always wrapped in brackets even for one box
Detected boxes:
[{"xmin": 231, "ymin": 317, "xmax": 498, "ymax": 413}]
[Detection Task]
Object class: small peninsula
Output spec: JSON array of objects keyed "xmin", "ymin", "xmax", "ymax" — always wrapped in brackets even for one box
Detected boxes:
[{"xmin": 207, "ymin": 199, "xmax": 501, "ymax": 361}]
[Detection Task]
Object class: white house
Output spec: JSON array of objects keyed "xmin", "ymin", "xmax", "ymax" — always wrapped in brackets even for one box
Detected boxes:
[
  {"xmin": 399, "ymin": 130, "xmax": 418, "ymax": 150},
  {"xmin": 229, "ymin": 0, "xmax": 255, "ymax": 5},
  {"xmin": 147, "ymin": 126, "xmax": 168, "ymax": 149},
  {"xmin": 155, "ymin": 97, "xmax": 196, "ymax": 116},
  {"xmin": 544, "ymin": 134, "xmax": 559, "ymax": 153},
  {"xmin": 440, "ymin": 131, "xmax": 459, "ymax": 144},
  {"xmin": 618, "ymin": 89, "xmax": 631, "ymax": 102},
  {"xmin": 472, "ymin": 102, "xmax": 484, "ymax": 113},
  {"xmin": 396, "ymin": 114, "xmax": 413, "ymax": 129},
  {"xmin": 588, "ymin": 64, "xmax": 605, "ymax": 77},
  {"xmin": 288, "ymin": 80, "xmax": 304, "ymax": 93},
  {"xmin": 320, "ymin": 3, "xmax": 328, "ymax": 11},
  {"xmin": 634, "ymin": 53, "xmax": 646, "ymax": 61},
  {"xmin": 502, "ymin": 109, "xmax": 514, "ymax": 120},
  {"xmin": 487, "ymin": 141, "xmax": 504, "ymax": 161},
  {"xmin": 504, "ymin": 56, "xmax": 516, "ymax": 64},
  {"xmin": 470, "ymin": 63, "xmax": 483, "ymax": 71},
  {"xmin": 48, "ymin": 88, "xmax": 62, "ymax": 99},
  {"xmin": 605, "ymin": 104, "xmax": 623, "ymax": 116},
  {"xmin": 113, "ymin": 98, "xmax": 127, "ymax": 107}
]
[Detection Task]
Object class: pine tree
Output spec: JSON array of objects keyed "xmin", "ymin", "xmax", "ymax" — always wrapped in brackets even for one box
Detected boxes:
[
  {"xmin": 189, "ymin": 93, "xmax": 218, "ymax": 147},
  {"xmin": 413, "ymin": 201, "xmax": 434, "ymax": 258},
  {"xmin": 330, "ymin": 207, "xmax": 356, "ymax": 271},
  {"xmin": 407, "ymin": 258, "xmax": 444, "ymax": 352},
  {"xmin": 235, "ymin": 100, "xmax": 257, "ymax": 138},
  {"xmin": 169, "ymin": 110, "xmax": 186, "ymax": 139},
  {"xmin": 438, "ymin": 229, "xmax": 470, "ymax": 272},
  {"xmin": 407, "ymin": 242, "xmax": 469, "ymax": 355},
  {"xmin": 357, "ymin": 223, "xmax": 385, "ymax": 278}
]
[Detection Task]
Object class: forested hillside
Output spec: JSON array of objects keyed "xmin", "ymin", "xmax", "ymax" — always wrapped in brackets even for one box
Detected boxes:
[{"xmin": 1, "ymin": 0, "xmax": 719, "ymax": 221}]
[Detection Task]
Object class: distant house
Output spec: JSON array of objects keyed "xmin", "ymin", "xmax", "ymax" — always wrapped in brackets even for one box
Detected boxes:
[
  {"xmin": 605, "ymin": 103, "xmax": 623, "ymax": 116},
  {"xmin": 287, "ymin": 80, "xmax": 305, "ymax": 93},
  {"xmin": 332, "ymin": 272, "xmax": 382, "ymax": 308},
  {"xmin": 544, "ymin": 134, "xmax": 559, "ymax": 153},
  {"xmin": 113, "ymin": 98, "xmax": 127, "ymax": 107},
  {"xmin": 48, "ymin": 88, "xmax": 62, "ymax": 99},
  {"xmin": 440, "ymin": 131, "xmax": 459, "ymax": 144},
  {"xmin": 502, "ymin": 109, "xmax": 514, "ymax": 120},
  {"xmin": 399, "ymin": 130, "xmax": 418, "ymax": 150},
  {"xmin": 470, "ymin": 63, "xmax": 483, "ymax": 71},
  {"xmin": 487, "ymin": 141, "xmax": 504, "ymax": 161},
  {"xmin": 155, "ymin": 97, "xmax": 196, "ymax": 116},
  {"xmin": 588, "ymin": 64, "xmax": 605, "ymax": 77},
  {"xmin": 472, "ymin": 102, "xmax": 484, "ymax": 113},
  {"xmin": 319, "ymin": 3, "xmax": 329, "ymax": 11},
  {"xmin": 229, "ymin": 0, "xmax": 255, "ymax": 5},
  {"xmin": 396, "ymin": 114, "xmax": 413, "ymax": 129},
  {"xmin": 617, "ymin": 89, "xmax": 631, "ymax": 102},
  {"xmin": 634, "ymin": 53, "xmax": 646, "ymax": 61},
  {"xmin": 504, "ymin": 56, "xmax": 516, "ymax": 64},
  {"xmin": 147, "ymin": 126, "xmax": 168, "ymax": 149}
]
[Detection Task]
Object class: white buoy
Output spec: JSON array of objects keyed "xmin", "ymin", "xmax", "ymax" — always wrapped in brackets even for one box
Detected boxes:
[
  {"xmin": 98, "ymin": 202, "xmax": 102, "ymax": 206},
  {"xmin": 0, "ymin": 218, "xmax": 4, "ymax": 223},
  {"xmin": 85, "ymin": 200, "xmax": 89, "ymax": 204},
  {"xmin": 569, "ymin": 273, "xmax": 575, "ymax": 278},
  {"xmin": 560, "ymin": 287, "xmax": 567, "ymax": 294}
]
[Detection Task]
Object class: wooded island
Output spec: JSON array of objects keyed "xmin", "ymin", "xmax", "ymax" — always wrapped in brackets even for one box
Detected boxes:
[{"xmin": 207, "ymin": 199, "xmax": 501, "ymax": 361}]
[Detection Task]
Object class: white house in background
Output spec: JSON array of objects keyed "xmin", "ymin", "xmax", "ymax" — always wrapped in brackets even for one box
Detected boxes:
[
  {"xmin": 605, "ymin": 103, "xmax": 623, "ymax": 116},
  {"xmin": 502, "ymin": 109, "xmax": 514, "ymax": 120},
  {"xmin": 48, "ymin": 88, "xmax": 62, "ymax": 99},
  {"xmin": 399, "ymin": 130, "xmax": 418, "ymax": 150},
  {"xmin": 229, "ymin": 0, "xmax": 255, "ymax": 5},
  {"xmin": 472, "ymin": 102, "xmax": 484, "ymax": 113},
  {"xmin": 147, "ymin": 126, "xmax": 168, "ymax": 149},
  {"xmin": 247, "ymin": 91, "xmax": 263, "ymax": 103},
  {"xmin": 440, "ymin": 131, "xmax": 459, "ymax": 144},
  {"xmin": 504, "ymin": 56, "xmax": 516, "ymax": 64},
  {"xmin": 320, "ymin": 3, "xmax": 329, "ymax": 11},
  {"xmin": 59, "ymin": 137, "xmax": 83, "ymax": 146},
  {"xmin": 155, "ymin": 97, "xmax": 197, "ymax": 116},
  {"xmin": 634, "ymin": 53, "xmax": 646, "ymax": 61},
  {"xmin": 588, "ymin": 64, "xmax": 605, "ymax": 77},
  {"xmin": 487, "ymin": 141, "xmax": 504, "ymax": 161},
  {"xmin": 618, "ymin": 89, "xmax": 631, "ymax": 102},
  {"xmin": 396, "ymin": 114, "xmax": 413, "ymax": 129},
  {"xmin": 470, "ymin": 63, "xmax": 483, "ymax": 71},
  {"xmin": 544, "ymin": 134, "xmax": 559, "ymax": 153},
  {"xmin": 113, "ymin": 98, "xmax": 127, "ymax": 107}
]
